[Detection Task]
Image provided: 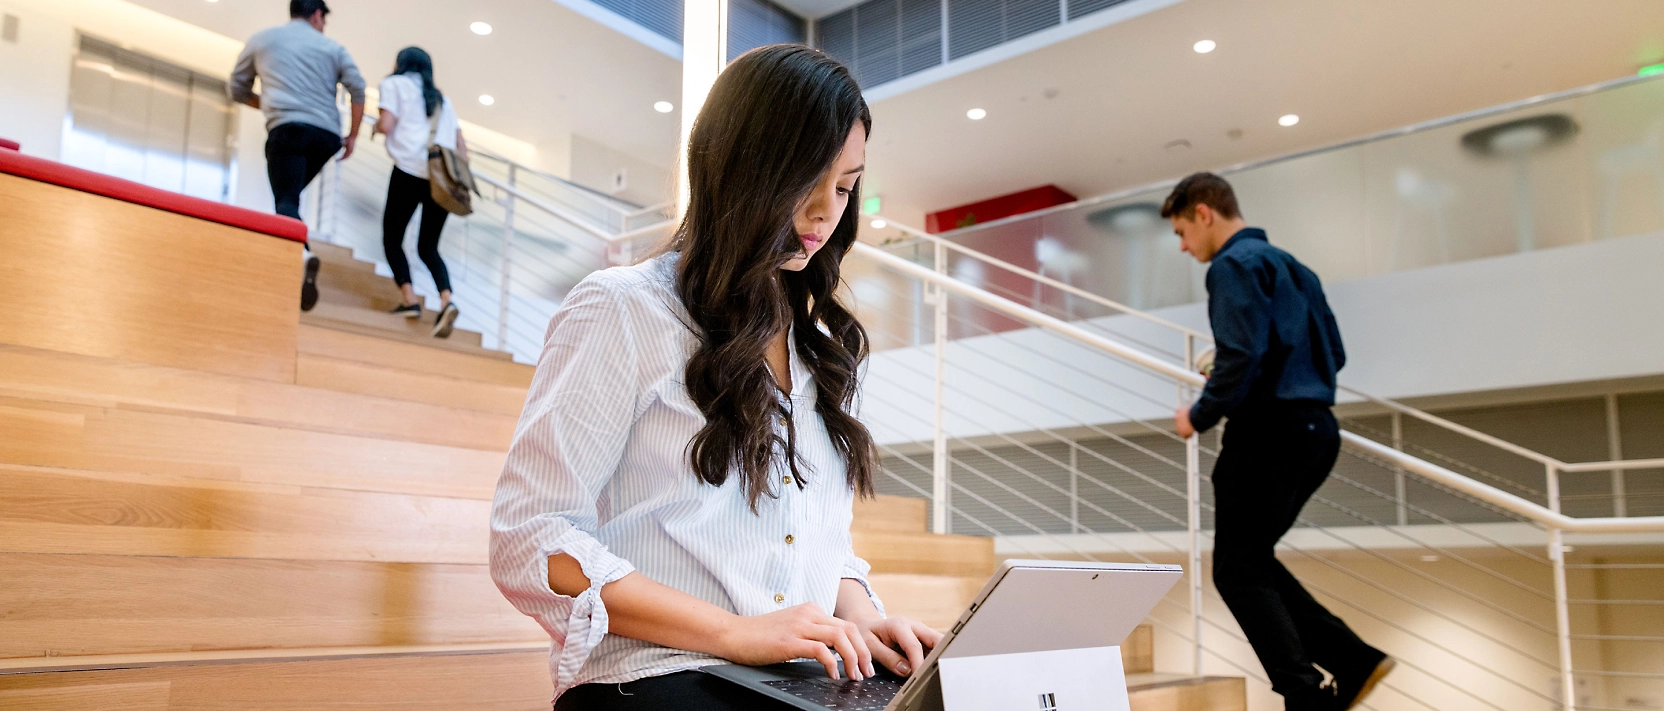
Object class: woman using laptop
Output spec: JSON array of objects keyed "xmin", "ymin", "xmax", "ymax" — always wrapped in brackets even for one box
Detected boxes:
[{"xmin": 489, "ymin": 45, "xmax": 941, "ymax": 710}]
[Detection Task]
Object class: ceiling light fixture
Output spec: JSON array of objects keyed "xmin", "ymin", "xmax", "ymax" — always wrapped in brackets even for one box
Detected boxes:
[
  {"xmin": 870, "ymin": 219, "xmax": 887, "ymax": 229},
  {"xmin": 1278, "ymin": 114, "xmax": 1300, "ymax": 127},
  {"xmin": 470, "ymin": 21, "xmax": 493, "ymax": 35},
  {"xmin": 966, "ymin": 108, "xmax": 987, "ymax": 120},
  {"xmin": 653, "ymin": 101, "xmax": 674, "ymax": 113},
  {"xmin": 479, "ymin": 94, "xmax": 495, "ymax": 106},
  {"xmin": 1192, "ymin": 39, "xmax": 1216, "ymax": 54}
]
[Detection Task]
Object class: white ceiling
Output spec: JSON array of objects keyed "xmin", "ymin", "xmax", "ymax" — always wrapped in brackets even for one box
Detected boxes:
[
  {"xmin": 125, "ymin": 0, "xmax": 684, "ymax": 170},
  {"xmin": 862, "ymin": 0, "xmax": 1664, "ymax": 227}
]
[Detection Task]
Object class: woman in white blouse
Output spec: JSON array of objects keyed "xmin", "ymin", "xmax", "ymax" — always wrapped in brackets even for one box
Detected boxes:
[
  {"xmin": 373, "ymin": 46, "xmax": 465, "ymax": 337},
  {"xmin": 489, "ymin": 45, "xmax": 940, "ymax": 709}
]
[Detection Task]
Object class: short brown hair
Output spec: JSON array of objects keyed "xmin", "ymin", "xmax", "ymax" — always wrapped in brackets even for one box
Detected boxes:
[{"xmin": 1160, "ymin": 172, "xmax": 1240, "ymax": 220}]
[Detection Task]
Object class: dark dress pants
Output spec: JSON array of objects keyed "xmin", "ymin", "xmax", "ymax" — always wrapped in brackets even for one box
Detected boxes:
[
  {"xmin": 265, "ymin": 122, "xmax": 342, "ymax": 221},
  {"xmin": 1210, "ymin": 403, "xmax": 1383, "ymax": 708},
  {"xmin": 555, "ymin": 671, "xmax": 796, "ymax": 711}
]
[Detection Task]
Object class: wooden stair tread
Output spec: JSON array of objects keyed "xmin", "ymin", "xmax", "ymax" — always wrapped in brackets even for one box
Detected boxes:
[
  {"xmin": 0, "ymin": 345, "xmax": 516, "ymax": 451},
  {"xmin": 0, "ymin": 463, "xmax": 491, "ymax": 564},
  {"xmin": 0, "ymin": 642, "xmax": 549, "ymax": 674},
  {"xmin": 0, "ymin": 396, "xmax": 504, "ymax": 500},
  {"xmin": 1126, "ymin": 674, "xmax": 1247, "ymax": 711},
  {"xmin": 0, "ymin": 552, "xmax": 543, "ymax": 659},
  {"xmin": 299, "ymin": 324, "xmax": 531, "ymax": 385},
  {"xmin": 852, "ymin": 530, "xmax": 996, "ymax": 577},
  {"xmin": 302, "ymin": 304, "xmax": 487, "ymax": 352},
  {"xmin": 296, "ymin": 353, "xmax": 527, "ymax": 415},
  {"xmin": 852, "ymin": 495, "xmax": 929, "ymax": 533},
  {"xmin": 0, "ymin": 648, "xmax": 553, "ymax": 710}
]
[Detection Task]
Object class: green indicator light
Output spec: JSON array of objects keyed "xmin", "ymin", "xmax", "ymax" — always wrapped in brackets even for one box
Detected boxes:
[
  {"xmin": 1640, "ymin": 63, "xmax": 1664, "ymax": 77},
  {"xmin": 862, "ymin": 196, "xmax": 882, "ymax": 214}
]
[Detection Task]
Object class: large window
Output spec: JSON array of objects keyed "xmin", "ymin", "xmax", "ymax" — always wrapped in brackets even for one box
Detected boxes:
[{"xmin": 61, "ymin": 35, "xmax": 236, "ymax": 202}]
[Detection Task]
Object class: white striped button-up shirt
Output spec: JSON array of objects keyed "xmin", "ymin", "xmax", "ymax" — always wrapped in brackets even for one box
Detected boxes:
[{"xmin": 489, "ymin": 252, "xmax": 883, "ymax": 701}]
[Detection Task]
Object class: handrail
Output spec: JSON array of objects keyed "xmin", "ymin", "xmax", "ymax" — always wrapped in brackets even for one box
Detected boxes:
[
  {"xmin": 935, "ymin": 72, "xmax": 1664, "ymax": 238},
  {"xmin": 869, "ymin": 218, "xmax": 1210, "ymax": 343},
  {"xmin": 851, "ymin": 242, "xmax": 1664, "ymax": 534},
  {"xmin": 473, "ymin": 173, "xmax": 620, "ymax": 241}
]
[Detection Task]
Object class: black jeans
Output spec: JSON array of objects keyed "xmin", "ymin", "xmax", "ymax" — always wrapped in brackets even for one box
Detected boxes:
[
  {"xmin": 1210, "ymin": 403, "xmax": 1383, "ymax": 707},
  {"xmin": 265, "ymin": 122, "xmax": 341, "ymax": 221},
  {"xmin": 383, "ymin": 167, "xmax": 452, "ymax": 293},
  {"xmin": 555, "ymin": 671, "xmax": 795, "ymax": 711}
]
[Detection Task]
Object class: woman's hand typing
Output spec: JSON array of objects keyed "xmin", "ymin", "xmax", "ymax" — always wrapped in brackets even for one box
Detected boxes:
[
  {"xmin": 853, "ymin": 616, "xmax": 942, "ymax": 678},
  {"xmin": 716, "ymin": 603, "xmax": 876, "ymax": 681}
]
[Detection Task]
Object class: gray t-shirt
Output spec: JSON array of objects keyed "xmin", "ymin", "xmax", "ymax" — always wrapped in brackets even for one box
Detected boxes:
[{"xmin": 230, "ymin": 19, "xmax": 366, "ymax": 135}]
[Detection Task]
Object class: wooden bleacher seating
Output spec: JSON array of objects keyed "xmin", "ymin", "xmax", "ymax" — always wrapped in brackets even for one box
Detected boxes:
[{"xmin": 0, "ymin": 147, "xmax": 1242, "ymax": 710}]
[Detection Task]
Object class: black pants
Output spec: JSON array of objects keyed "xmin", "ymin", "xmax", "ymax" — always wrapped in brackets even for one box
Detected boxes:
[
  {"xmin": 555, "ymin": 671, "xmax": 795, "ymax": 711},
  {"xmin": 383, "ymin": 167, "xmax": 452, "ymax": 293},
  {"xmin": 265, "ymin": 122, "xmax": 342, "ymax": 221},
  {"xmin": 1210, "ymin": 403, "xmax": 1383, "ymax": 707}
]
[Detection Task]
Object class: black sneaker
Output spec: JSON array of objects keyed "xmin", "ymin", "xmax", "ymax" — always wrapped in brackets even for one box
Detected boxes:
[
  {"xmin": 1336, "ymin": 656, "xmax": 1395, "ymax": 710},
  {"xmin": 432, "ymin": 302, "xmax": 459, "ymax": 339},
  {"xmin": 390, "ymin": 302, "xmax": 423, "ymax": 319},
  {"xmin": 300, "ymin": 252, "xmax": 321, "ymax": 312}
]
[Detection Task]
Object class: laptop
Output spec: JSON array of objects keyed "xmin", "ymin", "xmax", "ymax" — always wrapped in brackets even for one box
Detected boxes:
[{"xmin": 700, "ymin": 560, "xmax": 1182, "ymax": 711}]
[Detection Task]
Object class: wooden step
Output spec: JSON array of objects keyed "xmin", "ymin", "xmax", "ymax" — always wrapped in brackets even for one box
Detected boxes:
[
  {"xmin": 0, "ymin": 345, "xmax": 516, "ymax": 451},
  {"xmin": 299, "ymin": 324, "xmax": 529, "ymax": 384},
  {"xmin": 852, "ymin": 530, "xmax": 996, "ymax": 577},
  {"xmin": 0, "ymin": 552, "xmax": 542, "ymax": 660},
  {"xmin": 304, "ymin": 302, "xmax": 487, "ymax": 350},
  {"xmin": 853, "ymin": 494, "xmax": 928, "ymax": 533},
  {"xmin": 0, "ymin": 463, "xmax": 489, "ymax": 564},
  {"xmin": 0, "ymin": 647, "xmax": 552, "ymax": 710},
  {"xmin": 297, "ymin": 353, "xmax": 528, "ymax": 416},
  {"xmin": 1127, "ymin": 674, "xmax": 1246, "ymax": 711},
  {"xmin": 0, "ymin": 396, "xmax": 504, "ymax": 500},
  {"xmin": 866, "ymin": 574, "xmax": 985, "ymax": 631}
]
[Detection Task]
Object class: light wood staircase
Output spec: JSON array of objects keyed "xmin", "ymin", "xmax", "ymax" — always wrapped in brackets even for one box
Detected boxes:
[{"xmin": 302, "ymin": 241, "xmax": 506, "ymax": 357}]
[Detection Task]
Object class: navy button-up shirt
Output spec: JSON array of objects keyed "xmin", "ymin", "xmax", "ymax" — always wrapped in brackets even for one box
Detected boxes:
[{"xmin": 1189, "ymin": 228, "xmax": 1346, "ymax": 433}]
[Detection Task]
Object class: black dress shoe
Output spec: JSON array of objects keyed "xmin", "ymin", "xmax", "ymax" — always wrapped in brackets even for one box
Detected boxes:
[
  {"xmin": 1336, "ymin": 656, "xmax": 1395, "ymax": 710},
  {"xmin": 300, "ymin": 253, "xmax": 321, "ymax": 312},
  {"xmin": 390, "ymin": 302, "xmax": 422, "ymax": 319}
]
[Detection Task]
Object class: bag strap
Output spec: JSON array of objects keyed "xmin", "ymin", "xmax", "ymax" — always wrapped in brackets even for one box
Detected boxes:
[{"xmin": 427, "ymin": 107, "xmax": 441, "ymax": 147}]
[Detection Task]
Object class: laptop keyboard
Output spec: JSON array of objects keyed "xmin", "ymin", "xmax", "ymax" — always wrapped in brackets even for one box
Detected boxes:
[{"xmin": 762, "ymin": 675, "xmax": 904, "ymax": 710}]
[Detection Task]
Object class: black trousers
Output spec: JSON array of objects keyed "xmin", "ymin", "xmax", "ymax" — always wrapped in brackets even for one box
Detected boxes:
[
  {"xmin": 265, "ymin": 122, "xmax": 341, "ymax": 221},
  {"xmin": 383, "ymin": 167, "xmax": 452, "ymax": 293},
  {"xmin": 555, "ymin": 671, "xmax": 795, "ymax": 711},
  {"xmin": 1210, "ymin": 403, "xmax": 1382, "ymax": 707}
]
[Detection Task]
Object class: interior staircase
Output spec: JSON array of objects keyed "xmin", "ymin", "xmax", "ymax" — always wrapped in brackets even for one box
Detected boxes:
[{"xmin": 0, "ymin": 223, "xmax": 1245, "ymax": 708}]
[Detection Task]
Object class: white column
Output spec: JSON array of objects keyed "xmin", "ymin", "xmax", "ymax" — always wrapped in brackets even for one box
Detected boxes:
[{"xmin": 678, "ymin": 0, "xmax": 729, "ymax": 214}]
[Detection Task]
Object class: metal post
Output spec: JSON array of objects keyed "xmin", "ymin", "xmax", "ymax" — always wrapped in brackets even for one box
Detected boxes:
[
  {"xmin": 931, "ymin": 241, "xmax": 950, "ymax": 535},
  {"xmin": 1606, "ymin": 394, "xmax": 1626, "ymax": 518},
  {"xmin": 1547, "ymin": 462, "xmax": 1576, "ymax": 711},
  {"xmin": 326, "ymin": 156, "xmax": 342, "ymax": 244},
  {"xmin": 1392, "ymin": 411, "xmax": 1408, "ymax": 526},
  {"xmin": 1183, "ymin": 334, "xmax": 1203, "ymax": 675},
  {"xmin": 496, "ymin": 165, "xmax": 518, "ymax": 352},
  {"xmin": 1069, "ymin": 442, "xmax": 1079, "ymax": 534}
]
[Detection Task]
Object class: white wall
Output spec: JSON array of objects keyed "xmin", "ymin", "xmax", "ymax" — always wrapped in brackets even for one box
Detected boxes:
[
  {"xmin": 860, "ymin": 231, "xmax": 1664, "ymax": 445},
  {"xmin": 568, "ymin": 133, "xmax": 673, "ymax": 208}
]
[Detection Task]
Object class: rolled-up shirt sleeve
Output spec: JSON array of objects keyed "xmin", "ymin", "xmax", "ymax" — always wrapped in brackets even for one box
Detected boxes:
[
  {"xmin": 489, "ymin": 275, "xmax": 645, "ymax": 693},
  {"xmin": 841, "ymin": 541, "xmax": 885, "ymax": 618}
]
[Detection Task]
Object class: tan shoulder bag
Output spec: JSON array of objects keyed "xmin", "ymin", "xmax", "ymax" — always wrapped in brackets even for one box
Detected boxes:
[{"xmin": 427, "ymin": 108, "xmax": 477, "ymax": 216}]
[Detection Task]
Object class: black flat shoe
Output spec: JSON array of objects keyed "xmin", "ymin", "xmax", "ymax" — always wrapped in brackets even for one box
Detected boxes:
[
  {"xmin": 300, "ymin": 253, "xmax": 321, "ymax": 312},
  {"xmin": 432, "ymin": 302, "xmax": 459, "ymax": 339},
  {"xmin": 390, "ymin": 302, "xmax": 422, "ymax": 319},
  {"xmin": 1337, "ymin": 656, "xmax": 1395, "ymax": 710}
]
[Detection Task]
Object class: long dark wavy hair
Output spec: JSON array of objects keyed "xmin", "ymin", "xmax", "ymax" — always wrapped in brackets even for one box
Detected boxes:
[
  {"xmin": 391, "ymin": 46, "xmax": 442, "ymax": 117},
  {"xmin": 673, "ymin": 44, "xmax": 876, "ymax": 511}
]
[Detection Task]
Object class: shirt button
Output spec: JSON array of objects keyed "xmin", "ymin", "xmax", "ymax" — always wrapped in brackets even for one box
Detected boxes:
[
  {"xmin": 779, "ymin": 417, "xmax": 789, "ymax": 428},
  {"xmin": 782, "ymin": 475, "xmax": 794, "ymax": 486},
  {"xmin": 784, "ymin": 534, "xmax": 796, "ymax": 545},
  {"xmin": 774, "ymin": 593, "xmax": 785, "ymax": 604}
]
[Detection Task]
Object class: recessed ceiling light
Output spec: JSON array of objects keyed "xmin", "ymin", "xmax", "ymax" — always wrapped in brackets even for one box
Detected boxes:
[
  {"xmin": 479, "ymin": 94, "xmax": 496, "ymax": 106},
  {"xmin": 870, "ymin": 219, "xmax": 887, "ymax": 229},
  {"xmin": 1193, "ymin": 39, "xmax": 1216, "ymax": 54},
  {"xmin": 1278, "ymin": 113, "xmax": 1300, "ymax": 127},
  {"xmin": 653, "ymin": 101, "xmax": 674, "ymax": 113},
  {"xmin": 966, "ymin": 108, "xmax": 987, "ymax": 120},
  {"xmin": 470, "ymin": 22, "xmax": 493, "ymax": 35}
]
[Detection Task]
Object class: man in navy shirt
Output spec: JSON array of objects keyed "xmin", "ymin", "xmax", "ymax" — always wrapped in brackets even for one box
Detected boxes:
[{"xmin": 1165, "ymin": 173, "xmax": 1392, "ymax": 710}]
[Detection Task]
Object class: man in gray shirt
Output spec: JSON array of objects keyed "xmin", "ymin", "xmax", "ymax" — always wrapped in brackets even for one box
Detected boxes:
[{"xmin": 230, "ymin": 0, "xmax": 365, "ymax": 312}]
